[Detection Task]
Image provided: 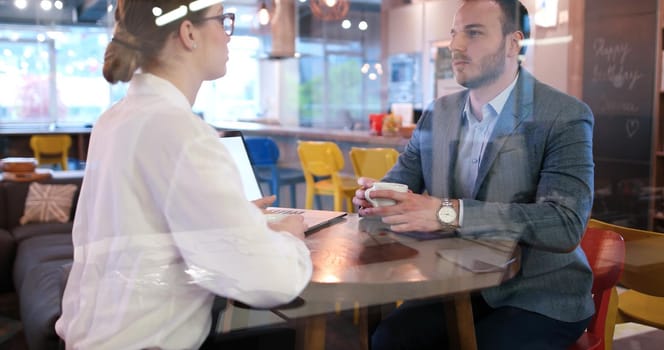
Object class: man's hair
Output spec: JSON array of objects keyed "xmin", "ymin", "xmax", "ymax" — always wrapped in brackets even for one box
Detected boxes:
[
  {"xmin": 465, "ymin": 0, "xmax": 531, "ymax": 54},
  {"xmin": 494, "ymin": 0, "xmax": 531, "ymax": 40}
]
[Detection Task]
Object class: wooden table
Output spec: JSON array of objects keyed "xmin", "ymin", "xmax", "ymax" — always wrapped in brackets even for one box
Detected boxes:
[{"xmin": 266, "ymin": 215, "xmax": 520, "ymax": 350}]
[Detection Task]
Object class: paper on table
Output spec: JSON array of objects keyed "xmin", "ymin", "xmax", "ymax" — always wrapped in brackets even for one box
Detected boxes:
[{"xmin": 437, "ymin": 243, "xmax": 515, "ymax": 273}]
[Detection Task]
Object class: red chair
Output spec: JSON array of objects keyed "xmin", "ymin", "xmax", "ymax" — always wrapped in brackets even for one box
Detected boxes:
[{"xmin": 569, "ymin": 228, "xmax": 625, "ymax": 350}]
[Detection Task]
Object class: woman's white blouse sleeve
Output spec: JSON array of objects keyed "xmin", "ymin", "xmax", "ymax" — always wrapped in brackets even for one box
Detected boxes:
[{"xmin": 163, "ymin": 134, "xmax": 312, "ymax": 308}]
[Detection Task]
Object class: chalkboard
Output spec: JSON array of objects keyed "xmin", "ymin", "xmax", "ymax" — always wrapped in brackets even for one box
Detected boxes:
[
  {"xmin": 583, "ymin": 0, "xmax": 657, "ymax": 162},
  {"xmin": 583, "ymin": 0, "xmax": 658, "ymax": 229}
]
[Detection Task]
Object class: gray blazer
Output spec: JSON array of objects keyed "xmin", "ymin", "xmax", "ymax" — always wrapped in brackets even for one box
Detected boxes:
[{"xmin": 384, "ymin": 69, "xmax": 595, "ymax": 322}]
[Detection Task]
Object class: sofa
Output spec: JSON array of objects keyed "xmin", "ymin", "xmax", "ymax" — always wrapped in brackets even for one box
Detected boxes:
[
  {"xmin": 0, "ymin": 175, "xmax": 82, "ymax": 350},
  {"xmin": 0, "ymin": 175, "xmax": 296, "ymax": 350}
]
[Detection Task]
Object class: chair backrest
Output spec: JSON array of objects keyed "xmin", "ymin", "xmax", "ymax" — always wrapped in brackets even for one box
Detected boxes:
[
  {"xmin": 580, "ymin": 227, "xmax": 625, "ymax": 345},
  {"xmin": 297, "ymin": 141, "xmax": 345, "ymax": 178},
  {"xmin": 349, "ymin": 147, "xmax": 399, "ymax": 180},
  {"xmin": 244, "ymin": 137, "xmax": 280, "ymax": 166},
  {"xmin": 587, "ymin": 219, "xmax": 664, "ymax": 297},
  {"xmin": 29, "ymin": 135, "xmax": 72, "ymax": 169}
]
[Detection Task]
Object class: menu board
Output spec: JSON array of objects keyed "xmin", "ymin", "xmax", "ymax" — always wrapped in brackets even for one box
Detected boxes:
[
  {"xmin": 582, "ymin": 0, "xmax": 658, "ymax": 228},
  {"xmin": 582, "ymin": 0, "xmax": 657, "ymax": 162}
]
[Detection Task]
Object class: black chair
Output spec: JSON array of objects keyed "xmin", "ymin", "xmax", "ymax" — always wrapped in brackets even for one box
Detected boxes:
[
  {"xmin": 244, "ymin": 137, "xmax": 305, "ymax": 208},
  {"xmin": 201, "ymin": 297, "xmax": 295, "ymax": 350}
]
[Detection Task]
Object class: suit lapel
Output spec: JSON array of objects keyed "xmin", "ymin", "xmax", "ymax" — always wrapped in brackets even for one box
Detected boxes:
[
  {"xmin": 432, "ymin": 92, "xmax": 466, "ymax": 198},
  {"xmin": 472, "ymin": 71, "xmax": 535, "ymax": 198}
]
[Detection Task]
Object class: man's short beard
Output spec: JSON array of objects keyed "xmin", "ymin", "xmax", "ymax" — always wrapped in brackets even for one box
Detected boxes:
[{"xmin": 457, "ymin": 37, "xmax": 507, "ymax": 89}]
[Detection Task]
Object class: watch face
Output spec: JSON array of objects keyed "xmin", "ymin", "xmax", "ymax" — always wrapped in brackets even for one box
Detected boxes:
[{"xmin": 438, "ymin": 206, "xmax": 457, "ymax": 224}]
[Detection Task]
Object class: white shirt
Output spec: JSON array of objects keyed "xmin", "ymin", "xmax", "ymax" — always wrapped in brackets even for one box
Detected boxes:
[{"xmin": 55, "ymin": 73, "xmax": 313, "ymax": 350}]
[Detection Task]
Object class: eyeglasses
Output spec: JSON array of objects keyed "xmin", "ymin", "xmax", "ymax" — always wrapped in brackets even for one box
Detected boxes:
[{"xmin": 196, "ymin": 12, "xmax": 235, "ymax": 36}]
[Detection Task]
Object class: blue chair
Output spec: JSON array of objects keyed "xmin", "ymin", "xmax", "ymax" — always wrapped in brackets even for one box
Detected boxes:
[{"xmin": 244, "ymin": 137, "xmax": 306, "ymax": 207}]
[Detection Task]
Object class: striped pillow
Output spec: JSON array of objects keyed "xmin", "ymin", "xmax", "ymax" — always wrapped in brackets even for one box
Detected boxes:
[{"xmin": 19, "ymin": 182, "xmax": 78, "ymax": 225}]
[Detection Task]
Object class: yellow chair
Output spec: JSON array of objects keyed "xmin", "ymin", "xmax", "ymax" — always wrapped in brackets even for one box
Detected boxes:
[
  {"xmin": 29, "ymin": 135, "xmax": 72, "ymax": 170},
  {"xmin": 297, "ymin": 141, "xmax": 358, "ymax": 212},
  {"xmin": 349, "ymin": 147, "xmax": 400, "ymax": 180},
  {"xmin": 587, "ymin": 219, "xmax": 664, "ymax": 335}
]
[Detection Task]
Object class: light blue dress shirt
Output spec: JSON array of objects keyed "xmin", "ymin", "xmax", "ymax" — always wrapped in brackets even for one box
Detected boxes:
[{"xmin": 455, "ymin": 74, "xmax": 519, "ymax": 224}]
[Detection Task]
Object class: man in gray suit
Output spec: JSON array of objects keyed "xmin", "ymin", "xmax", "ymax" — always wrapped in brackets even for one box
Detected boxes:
[{"xmin": 354, "ymin": 1, "xmax": 594, "ymax": 349}]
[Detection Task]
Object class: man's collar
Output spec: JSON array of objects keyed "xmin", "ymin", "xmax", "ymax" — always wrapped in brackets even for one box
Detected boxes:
[{"xmin": 463, "ymin": 72, "xmax": 520, "ymax": 122}]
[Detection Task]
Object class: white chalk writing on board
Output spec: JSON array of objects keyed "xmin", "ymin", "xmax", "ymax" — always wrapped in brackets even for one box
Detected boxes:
[
  {"xmin": 598, "ymin": 97, "xmax": 640, "ymax": 114},
  {"xmin": 591, "ymin": 38, "xmax": 643, "ymax": 90},
  {"xmin": 626, "ymin": 119, "xmax": 640, "ymax": 138}
]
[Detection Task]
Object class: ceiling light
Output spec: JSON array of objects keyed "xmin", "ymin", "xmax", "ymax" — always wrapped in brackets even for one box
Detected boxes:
[
  {"xmin": 310, "ymin": 0, "xmax": 348, "ymax": 21},
  {"xmin": 341, "ymin": 19, "xmax": 351, "ymax": 29},
  {"xmin": 54, "ymin": 0, "xmax": 63, "ymax": 10},
  {"xmin": 535, "ymin": 0, "xmax": 558, "ymax": 28},
  {"xmin": 40, "ymin": 0, "xmax": 53, "ymax": 11},
  {"xmin": 14, "ymin": 0, "xmax": 27, "ymax": 10},
  {"xmin": 258, "ymin": 1, "xmax": 270, "ymax": 26},
  {"xmin": 361, "ymin": 61, "xmax": 383, "ymax": 79},
  {"xmin": 358, "ymin": 20, "xmax": 368, "ymax": 31},
  {"xmin": 374, "ymin": 63, "xmax": 383, "ymax": 75}
]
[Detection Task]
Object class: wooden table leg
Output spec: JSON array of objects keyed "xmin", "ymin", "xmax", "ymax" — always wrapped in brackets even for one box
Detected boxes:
[
  {"xmin": 359, "ymin": 305, "xmax": 383, "ymax": 350},
  {"xmin": 444, "ymin": 293, "xmax": 477, "ymax": 350},
  {"xmin": 295, "ymin": 314, "xmax": 326, "ymax": 350},
  {"xmin": 77, "ymin": 134, "xmax": 85, "ymax": 163}
]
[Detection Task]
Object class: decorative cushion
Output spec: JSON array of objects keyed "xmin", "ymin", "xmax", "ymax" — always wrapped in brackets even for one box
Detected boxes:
[{"xmin": 19, "ymin": 183, "xmax": 78, "ymax": 225}]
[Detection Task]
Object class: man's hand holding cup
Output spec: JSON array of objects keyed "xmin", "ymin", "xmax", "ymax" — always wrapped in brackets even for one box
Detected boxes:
[{"xmin": 353, "ymin": 177, "xmax": 409, "ymax": 216}]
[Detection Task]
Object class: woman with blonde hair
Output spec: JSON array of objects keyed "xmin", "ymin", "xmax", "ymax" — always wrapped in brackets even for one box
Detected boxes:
[{"xmin": 56, "ymin": 1, "xmax": 312, "ymax": 348}]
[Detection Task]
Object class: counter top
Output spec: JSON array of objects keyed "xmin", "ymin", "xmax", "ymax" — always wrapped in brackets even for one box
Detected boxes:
[
  {"xmin": 0, "ymin": 125, "xmax": 93, "ymax": 135},
  {"xmin": 1, "ymin": 121, "xmax": 411, "ymax": 147},
  {"xmin": 212, "ymin": 121, "xmax": 410, "ymax": 147}
]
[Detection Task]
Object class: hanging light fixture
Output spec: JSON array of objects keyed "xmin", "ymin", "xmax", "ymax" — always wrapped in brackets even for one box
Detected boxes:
[
  {"xmin": 40, "ymin": 0, "xmax": 53, "ymax": 11},
  {"xmin": 361, "ymin": 62, "xmax": 383, "ymax": 80},
  {"xmin": 257, "ymin": 1, "xmax": 271, "ymax": 26},
  {"xmin": 358, "ymin": 11, "xmax": 381, "ymax": 80},
  {"xmin": 309, "ymin": 0, "xmax": 348, "ymax": 21}
]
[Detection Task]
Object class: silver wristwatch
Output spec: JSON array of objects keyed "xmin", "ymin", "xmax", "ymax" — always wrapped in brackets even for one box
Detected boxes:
[{"xmin": 437, "ymin": 198, "xmax": 458, "ymax": 227}]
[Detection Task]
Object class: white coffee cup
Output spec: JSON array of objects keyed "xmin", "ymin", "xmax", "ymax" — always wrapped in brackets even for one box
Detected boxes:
[{"xmin": 365, "ymin": 182, "xmax": 408, "ymax": 207}]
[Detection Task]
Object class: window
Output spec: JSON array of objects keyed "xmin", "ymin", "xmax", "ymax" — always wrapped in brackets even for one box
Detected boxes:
[
  {"xmin": 297, "ymin": 6, "xmax": 382, "ymax": 130},
  {"xmin": 0, "ymin": 25, "xmax": 110, "ymax": 127},
  {"xmin": 0, "ymin": 24, "xmax": 261, "ymax": 128},
  {"xmin": 193, "ymin": 36, "xmax": 261, "ymax": 123},
  {"xmin": 0, "ymin": 3, "xmax": 383, "ymax": 131}
]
